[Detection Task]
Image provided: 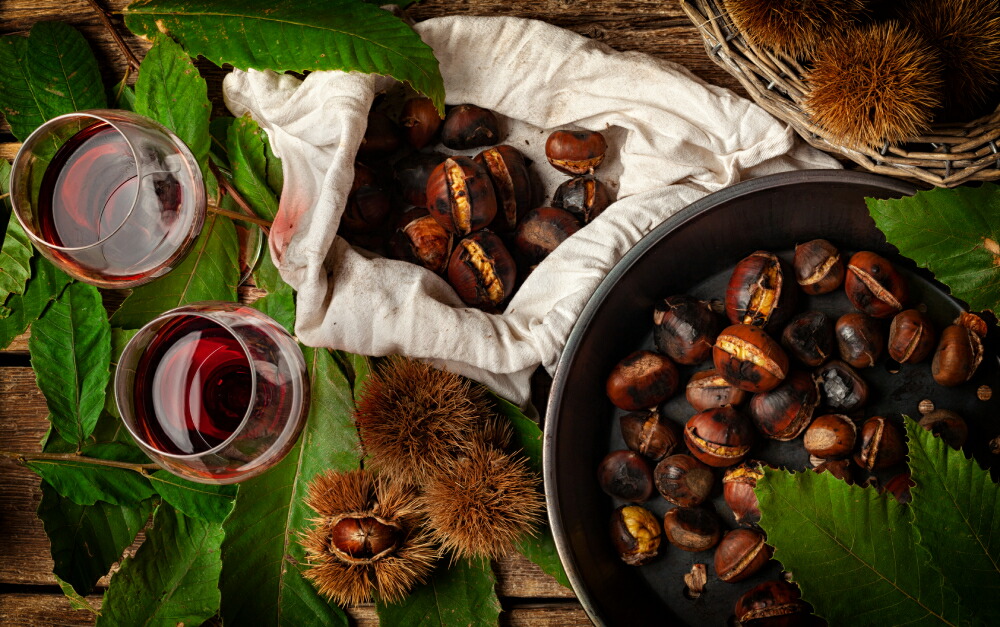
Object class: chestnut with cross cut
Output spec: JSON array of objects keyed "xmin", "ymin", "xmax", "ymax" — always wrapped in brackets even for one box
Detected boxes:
[{"xmin": 845, "ymin": 251, "xmax": 909, "ymax": 318}]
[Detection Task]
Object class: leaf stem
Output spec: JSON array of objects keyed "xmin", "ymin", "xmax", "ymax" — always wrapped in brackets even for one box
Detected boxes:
[
  {"xmin": 207, "ymin": 204, "xmax": 273, "ymax": 229},
  {"xmin": 213, "ymin": 163, "xmax": 273, "ymax": 236},
  {"xmin": 0, "ymin": 193, "xmax": 8, "ymax": 201},
  {"xmin": 1, "ymin": 450, "xmax": 160, "ymax": 474},
  {"xmin": 84, "ymin": 0, "xmax": 142, "ymax": 72}
]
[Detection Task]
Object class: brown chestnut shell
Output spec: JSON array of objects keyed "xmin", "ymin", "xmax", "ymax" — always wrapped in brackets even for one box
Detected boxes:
[
  {"xmin": 714, "ymin": 528, "xmax": 773, "ymax": 583},
  {"xmin": 610, "ymin": 505, "xmax": 662, "ymax": 566},
  {"xmin": 474, "ymin": 145, "xmax": 532, "ymax": 232},
  {"xmin": 932, "ymin": 324, "xmax": 984, "ymax": 387},
  {"xmin": 553, "ymin": 175, "xmax": 612, "ymax": 223},
  {"xmin": 725, "ymin": 251, "xmax": 798, "ymax": 331},
  {"xmin": 714, "ymin": 324, "xmax": 790, "ymax": 393},
  {"xmin": 598, "ymin": 450, "xmax": 655, "ymax": 502},
  {"xmin": 653, "ymin": 295, "xmax": 722, "ymax": 365},
  {"xmin": 390, "ymin": 208, "xmax": 453, "ymax": 274},
  {"xmin": 685, "ymin": 369, "xmax": 748, "ymax": 412},
  {"xmin": 620, "ymin": 410, "xmax": 680, "ymax": 461},
  {"xmin": 919, "ymin": 409, "xmax": 968, "ymax": 450},
  {"xmin": 545, "ymin": 129, "xmax": 608, "ymax": 175},
  {"xmin": 426, "ymin": 156, "xmax": 498, "ymax": 235},
  {"xmin": 446, "ymin": 230, "xmax": 516, "ymax": 309},
  {"xmin": 845, "ymin": 251, "xmax": 910, "ymax": 318},
  {"xmin": 513, "ymin": 207, "xmax": 581, "ymax": 269},
  {"xmin": 394, "ymin": 151, "xmax": 447, "ymax": 208},
  {"xmin": 441, "ymin": 104, "xmax": 500, "ymax": 150},
  {"xmin": 722, "ymin": 461, "xmax": 765, "ymax": 525},
  {"xmin": 854, "ymin": 416, "xmax": 907, "ymax": 471},
  {"xmin": 835, "ymin": 312, "xmax": 885, "ymax": 369},
  {"xmin": 781, "ymin": 310, "xmax": 835, "ymax": 368},
  {"xmin": 816, "ymin": 360, "xmax": 869, "ymax": 413},
  {"xmin": 748, "ymin": 370, "xmax": 819, "ymax": 441},
  {"xmin": 803, "ymin": 413, "xmax": 857, "ymax": 458},
  {"xmin": 735, "ymin": 580, "xmax": 810, "ymax": 626},
  {"xmin": 654, "ymin": 453, "xmax": 714, "ymax": 507},
  {"xmin": 400, "ymin": 97, "xmax": 442, "ymax": 150},
  {"xmin": 606, "ymin": 350, "xmax": 680, "ymax": 411},
  {"xmin": 662, "ymin": 506, "xmax": 722, "ymax": 552},
  {"xmin": 793, "ymin": 238, "xmax": 844, "ymax": 295},
  {"xmin": 684, "ymin": 406, "xmax": 755, "ymax": 467},
  {"xmin": 889, "ymin": 309, "xmax": 936, "ymax": 364}
]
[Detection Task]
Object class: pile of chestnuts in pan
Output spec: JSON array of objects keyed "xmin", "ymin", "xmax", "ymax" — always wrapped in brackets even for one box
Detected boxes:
[
  {"xmin": 342, "ymin": 96, "xmax": 614, "ymax": 311},
  {"xmin": 599, "ymin": 240, "xmax": 990, "ymax": 624}
]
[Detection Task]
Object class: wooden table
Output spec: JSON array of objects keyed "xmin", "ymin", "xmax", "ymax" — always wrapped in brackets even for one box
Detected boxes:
[{"xmin": 0, "ymin": 1, "xmax": 745, "ymax": 624}]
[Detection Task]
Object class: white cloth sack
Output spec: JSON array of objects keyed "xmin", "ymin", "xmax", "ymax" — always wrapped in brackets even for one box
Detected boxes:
[{"xmin": 222, "ymin": 16, "xmax": 840, "ymax": 405}]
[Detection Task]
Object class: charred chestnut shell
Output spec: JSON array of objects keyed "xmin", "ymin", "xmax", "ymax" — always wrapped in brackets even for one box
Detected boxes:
[
  {"xmin": 845, "ymin": 251, "xmax": 909, "ymax": 318},
  {"xmin": 513, "ymin": 207, "xmax": 581, "ymax": 270},
  {"xmin": 725, "ymin": 251, "xmax": 797, "ymax": 331},
  {"xmin": 441, "ymin": 104, "xmax": 500, "ymax": 150},
  {"xmin": 685, "ymin": 369, "xmax": 748, "ymax": 412},
  {"xmin": 446, "ymin": 230, "xmax": 515, "ymax": 309},
  {"xmin": 748, "ymin": 370, "xmax": 819, "ymax": 441},
  {"xmin": 606, "ymin": 350, "xmax": 680, "ymax": 411},
  {"xmin": 714, "ymin": 324, "xmax": 789, "ymax": 393},
  {"xmin": 653, "ymin": 295, "xmax": 722, "ymax": 365},
  {"xmin": 553, "ymin": 175, "xmax": 612, "ymax": 223},
  {"xmin": 684, "ymin": 405, "xmax": 755, "ymax": 467},
  {"xmin": 654, "ymin": 453, "xmax": 714, "ymax": 507},
  {"xmin": 781, "ymin": 310, "xmax": 835, "ymax": 368},
  {"xmin": 816, "ymin": 360, "xmax": 869, "ymax": 413},
  {"xmin": 598, "ymin": 450, "xmax": 655, "ymax": 502},
  {"xmin": 426, "ymin": 156, "xmax": 498, "ymax": 235},
  {"xmin": 835, "ymin": 312, "xmax": 885, "ymax": 368},
  {"xmin": 620, "ymin": 410, "xmax": 680, "ymax": 461}
]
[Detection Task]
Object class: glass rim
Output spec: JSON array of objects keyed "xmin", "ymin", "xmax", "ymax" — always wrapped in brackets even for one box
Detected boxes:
[
  {"xmin": 115, "ymin": 304, "xmax": 258, "ymax": 460},
  {"xmin": 9, "ymin": 109, "xmax": 200, "ymax": 253}
]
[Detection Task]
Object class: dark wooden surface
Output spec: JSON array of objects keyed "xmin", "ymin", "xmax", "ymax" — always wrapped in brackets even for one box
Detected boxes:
[{"xmin": 0, "ymin": 1, "xmax": 747, "ymax": 624}]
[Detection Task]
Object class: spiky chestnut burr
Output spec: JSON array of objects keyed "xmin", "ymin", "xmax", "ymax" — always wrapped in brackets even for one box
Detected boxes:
[
  {"xmin": 420, "ymin": 441, "xmax": 544, "ymax": 560},
  {"xmin": 353, "ymin": 356, "xmax": 492, "ymax": 485},
  {"xmin": 806, "ymin": 22, "xmax": 943, "ymax": 146},
  {"xmin": 723, "ymin": 0, "xmax": 866, "ymax": 58},
  {"xmin": 300, "ymin": 469, "xmax": 437, "ymax": 606}
]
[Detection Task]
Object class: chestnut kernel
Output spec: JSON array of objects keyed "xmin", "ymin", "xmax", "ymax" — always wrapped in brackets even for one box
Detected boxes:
[
  {"xmin": 389, "ymin": 208, "xmax": 453, "ymax": 274},
  {"xmin": 610, "ymin": 505, "xmax": 661, "ymax": 565},
  {"xmin": 835, "ymin": 312, "xmax": 885, "ymax": 369},
  {"xmin": 715, "ymin": 528, "xmax": 773, "ymax": 583},
  {"xmin": 653, "ymin": 295, "xmax": 722, "ymax": 365},
  {"xmin": 883, "ymin": 472, "xmax": 915, "ymax": 504},
  {"xmin": 919, "ymin": 409, "xmax": 968, "ymax": 450},
  {"xmin": 684, "ymin": 405, "xmax": 755, "ymax": 468},
  {"xmin": 748, "ymin": 370, "xmax": 819, "ymax": 441},
  {"xmin": 685, "ymin": 369, "xmax": 748, "ymax": 412},
  {"xmin": 553, "ymin": 175, "xmax": 612, "ymax": 223},
  {"xmin": 854, "ymin": 416, "xmax": 906, "ymax": 471},
  {"xmin": 845, "ymin": 251, "xmax": 909, "ymax": 318},
  {"xmin": 816, "ymin": 360, "xmax": 869, "ymax": 413},
  {"xmin": 654, "ymin": 453, "xmax": 714, "ymax": 507},
  {"xmin": 723, "ymin": 461, "xmax": 765, "ymax": 525},
  {"xmin": 735, "ymin": 580, "xmax": 810, "ymax": 626},
  {"xmin": 620, "ymin": 410, "xmax": 680, "ymax": 461},
  {"xmin": 474, "ymin": 145, "xmax": 532, "ymax": 232},
  {"xmin": 803, "ymin": 413, "xmax": 857, "ymax": 458},
  {"xmin": 545, "ymin": 129, "xmax": 608, "ymax": 175},
  {"xmin": 598, "ymin": 450, "xmax": 655, "ymax": 502},
  {"xmin": 888, "ymin": 309, "xmax": 936, "ymax": 364},
  {"xmin": 932, "ymin": 324, "xmax": 984, "ymax": 387},
  {"xmin": 713, "ymin": 324, "xmax": 789, "ymax": 393},
  {"xmin": 662, "ymin": 506, "xmax": 722, "ymax": 552},
  {"xmin": 781, "ymin": 310, "xmax": 835, "ymax": 368},
  {"xmin": 513, "ymin": 207, "xmax": 581, "ymax": 269},
  {"xmin": 606, "ymin": 350, "xmax": 680, "ymax": 411},
  {"xmin": 426, "ymin": 156, "xmax": 498, "ymax": 235},
  {"xmin": 357, "ymin": 111, "xmax": 401, "ymax": 161},
  {"xmin": 441, "ymin": 104, "xmax": 500, "ymax": 150},
  {"xmin": 447, "ymin": 230, "xmax": 516, "ymax": 309},
  {"xmin": 400, "ymin": 97, "xmax": 442, "ymax": 150},
  {"xmin": 725, "ymin": 251, "xmax": 798, "ymax": 331},
  {"xmin": 394, "ymin": 151, "xmax": 446, "ymax": 208},
  {"xmin": 793, "ymin": 238, "xmax": 844, "ymax": 295},
  {"xmin": 330, "ymin": 515, "xmax": 402, "ymax": 563}
]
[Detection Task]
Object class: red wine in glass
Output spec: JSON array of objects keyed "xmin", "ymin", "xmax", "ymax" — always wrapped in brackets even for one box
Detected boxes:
[{"xmin": 132, "ymin": 314, "xmax": 253, "ymax": 455}]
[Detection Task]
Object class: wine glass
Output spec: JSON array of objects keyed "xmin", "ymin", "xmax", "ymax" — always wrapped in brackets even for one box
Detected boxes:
[
  {"xmin": 8, "ymin": 109, "xmax": 206, "ymax": 288},
  {"xmin": 114, "ymin": 301, "xmax": 309, "ymax": 484}
]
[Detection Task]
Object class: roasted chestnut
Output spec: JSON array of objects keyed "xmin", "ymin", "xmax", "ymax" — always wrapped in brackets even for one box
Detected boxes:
[
  {"xmin": 400, "ymin": 97, "xmax": 442, "ymax": 150},
  {"xmin": 803, "ymin": 413, "xmax": 857, "ymax": 458},
  {"xmin": 653, "ymin": 295, "xmax": 722, "ymax": 365},
  {"xmin": 735, "ymin": 580, "xmax": 810, "ymax": 626},
  {"xmin": 426, "ymin": 157, "xmax": 498, "ymax": 235},
  {"xmin": 620, "ymin": 410, "xmax": 680, "ymax": 461},
  {"xmin": 606, "ymin": 350, "xmax": 680, "ymax": 411},
  {"xmin": 725, "ymin": 251, "xmax": 797, "ymax": 331},
  {"xmin": 714, "ymin": 324, "xmax": 789, "ymax": 393},
  {"xmin": 883, "ymin": 472, "xmax": 915, "ymax": 504},
  {"xmin": 888, "ymin": 309, "xmax": 936, "ymax": 364},
  {"xmin": 662, "ymin": 506, "xmax": 722, "ymax": 552},
  {"xmin": 553, "ymin": 175, "xmax": 612, "ymax": 223},
  {"xmin": 813, "ymin": 458, "xmax": 854, "ymax": 483},
  {"xmin": 932, "ymin": 323, "xmax": 984, "ymax": 387},
  {"xmin": 654, "ymin": 453, "xmax": 714, "ymax": 507},
  {"xmin": 331, "ymin": 515, "xmax": 401, "ymax": 561},
  {"xmin": 341, "ymin": 184, "xmax": 391, "ymax": 235},
  {"xmin": 447, "ymin": 230, "xmax": 516, "ymax": 309},
  {"xmin": 748, "ymin": 370, "xmax": 819, "ymax": 441},
  {"xmin": 781, "ymin": 310, "xmax": 835, "ymax": 368},
  {"xmin": 854, "ymin": 416, "xmax": 906, "ymax": 471},
  {"xmin": 513, "ymin": 207, "xmax": 581, "ymax": 269},
  {"xmin": 918, "ymin": 409, "xmax": 968, "ymax": 449},
  {"xmin": 723, "ymin": 461, "xmax": 765, "ymax": 525},
  {"xmin": 816, "ymin": 360, "xmax": 869, "ymax": 413},
  {"xmin": 793, "ymin": 238, "xmax": 844, "ymax": 295},
  {"xmin": 684, "ymin": 405, "xmax": 755, "ymax": 467},
  {"xmin": 394, "ymin": 151, "xmax": 446, "ymax": 208},
  {"xmin": 389, "ymin": 208, "xmax": 453, "ymax": 274},
  {"xmin": 441, "ymin": 104, "xmax": 500, "ymax": 150},
  {"xmin": 685, "ymin": 369, "xmax": 748, "ymax": 412},
  {"xmin": 357, "ymin": 110, "xmax": 401, "ymax": 160},
  {"xmin": 610, "ymin": 505, "xmax": 661, "ymax": 565},
  {"xmin": 845, "ymin": 251, "xmax": 909, "ymax": 318},
  {"xmin": 835, "ymin": 312, "xmax": 885, "ymax": 368},
  {"xmin": 714, "ymin": 528, "xmax": 773, "ymax": 583},
  {"xmin": 598, "ymin": 450, "xmax": 655, "ymax": 502},
  {"xmin": 474, "ymin": 145, "xmax": 532, "ymax": 232},
  {"xmin": 545, "ymin": 129, "xmax": 608, "ymax": 175}
]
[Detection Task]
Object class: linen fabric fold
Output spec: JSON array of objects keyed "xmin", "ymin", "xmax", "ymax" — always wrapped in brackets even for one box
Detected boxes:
[{"xmin": 222, "ymin": 16, "xmax": 839, "ymax": 405}]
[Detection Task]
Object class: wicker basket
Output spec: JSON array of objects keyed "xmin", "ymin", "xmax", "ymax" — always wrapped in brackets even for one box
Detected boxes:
[{"xmin": 681, "ymin": 0, "xmax": 1000, "ymax": 187}]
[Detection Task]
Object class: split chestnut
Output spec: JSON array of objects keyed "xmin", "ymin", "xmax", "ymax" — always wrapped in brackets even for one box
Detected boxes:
[
  {"xmin": 606, "ymin": 350, "xmax": 680, "ymax": 411},
  {"xmin": 683, "ymin": 405, "xmax": 755, "ymax": 467},
  {"xmin": 713, "ymin": 324, "xmax": 789, "ymax": 393}
]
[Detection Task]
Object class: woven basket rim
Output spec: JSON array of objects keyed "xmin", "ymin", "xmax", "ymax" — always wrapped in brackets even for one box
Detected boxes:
[{"xmin": 680, "ymin": 0, "xmax": 1000, "ymax": 187}]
